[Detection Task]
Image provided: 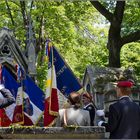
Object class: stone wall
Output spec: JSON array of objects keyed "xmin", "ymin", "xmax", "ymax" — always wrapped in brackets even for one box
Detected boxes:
[{"xmin": 0, "ymin": 126, "xmax": 105, "ymax": 139}]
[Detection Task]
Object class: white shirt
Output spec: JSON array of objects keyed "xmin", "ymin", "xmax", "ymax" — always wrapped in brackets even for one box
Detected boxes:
[
  {"xmin": 83, "ymin": 102, "xmax": 93, "ymax": 109},
  {"xmin": 119, "ymin": 95, "xmax": 132, "ymax": 101},
  {"xmin": 56, "ymin": 107, "xmax": 90, "ymax": 126}
]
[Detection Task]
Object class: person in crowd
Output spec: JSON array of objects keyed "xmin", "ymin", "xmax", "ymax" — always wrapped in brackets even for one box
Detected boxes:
[
  {"xmin": 82, "ymin": 92, "xmax": 95, "ymax": 126},
  {"xmin": 96, "ymin": 81, "xmax": 140, "ymax": 139},
  {"xmin": 56, "ymin": 92, "xmax": 90, "ymax": 127},
  {"xmin": 0, "ymin": 84, "xmax": 15, "ymax": 108}
]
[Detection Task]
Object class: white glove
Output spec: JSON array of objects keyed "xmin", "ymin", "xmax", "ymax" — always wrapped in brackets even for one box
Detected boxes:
[
  {"xmin": 0, "ymin": 84, "xmax": 4, "ymax": 90},
  {"xmin": 96, "ymin": 109, "xmax": 105, "ymax": 117},
  {"xmin": 98, "ymin": 121, "xmax": 104, "ymax": 126}
]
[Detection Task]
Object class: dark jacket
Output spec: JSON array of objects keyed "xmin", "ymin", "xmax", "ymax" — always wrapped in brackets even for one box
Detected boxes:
[
  {"xmin": 0, "ymin": 88, "xmax": 15, "ymax": 108},
  {"xmin": 83, "ymin": 103, "xmax": 95, "ymax": 126},
  {"xmin": 102, "ymin": 96, "xmax": 140, "ymax": 139}
]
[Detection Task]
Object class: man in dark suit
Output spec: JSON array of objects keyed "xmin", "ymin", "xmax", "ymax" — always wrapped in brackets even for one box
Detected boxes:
[
  {"xmin": 82, "ymin": 92, "xmax": 95, "ymax": 126},
  {"xmin": 96, "ymin": 81, "xmax": 140, "ymax": 139}
]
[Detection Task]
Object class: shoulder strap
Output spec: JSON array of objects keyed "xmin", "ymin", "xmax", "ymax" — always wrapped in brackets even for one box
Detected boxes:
[{"xmin": 63, "ymin": 109, "xmax": 68, "ymax": 127}]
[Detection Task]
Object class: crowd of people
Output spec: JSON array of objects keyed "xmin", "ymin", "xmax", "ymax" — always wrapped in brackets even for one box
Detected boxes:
[
  {"xmin": 56, "ymin": 80, "xmax": 140, "ymax": 139},
  {"xmin": 1, "ymin": 80, "xmax": 140, "ymax": 139}
]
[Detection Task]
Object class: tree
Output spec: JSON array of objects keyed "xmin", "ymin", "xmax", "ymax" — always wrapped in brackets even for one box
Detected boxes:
[
  {"xmin": 121, "ymin": 42, "xmax": 140, "ymax": 80},
  {"xmin": 90, "ymin": 0, "xmax": 140, "ymax": 67},
  {"xmin": 0, "ymin": 1, "xmax": 108, "ymax": 87}
]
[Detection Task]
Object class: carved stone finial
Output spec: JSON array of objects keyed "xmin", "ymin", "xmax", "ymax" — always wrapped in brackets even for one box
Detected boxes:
[{"xmin": 26, "ymin": 14, "xmax": 36, "ymax": 76}]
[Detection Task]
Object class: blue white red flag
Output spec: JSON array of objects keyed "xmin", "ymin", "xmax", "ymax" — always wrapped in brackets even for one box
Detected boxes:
[
  {"xmin": 12, "ymin": 65, "xmax": 24, "ymax": 124},
  {"xmin": 0, "ymin": 67, "xmax": 19, "ymax": 126},
  {"xmin": 22, "ymin": 76, "xmax": 44, "ymax": 125},
  {"xmin": 0, "ymin": 65, "xmax": 44, "ymax": 126},
  {"xmin": 44, "ymin": 40, "xmax": 59, "ymax": 126},
  {"xmin": 44, "ymin": 40, "xmax": 82, "ymax": 126}
]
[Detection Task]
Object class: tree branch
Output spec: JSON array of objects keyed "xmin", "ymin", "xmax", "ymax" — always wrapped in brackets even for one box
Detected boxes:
[
  {"xmin": 37, "ymin": 3, "xmax": 46, "ymax": 55},
  {"xmin": 90, "ymin": 1, "xmax": 113, "ymax": 22},
  {"xmin": 5, "ymin": 0, "xmax": 15, "ymax": 26},
  {"xmin": 121, "ymin": 30, "xmax": 140, "ymax": 45},
  {"xmin": 30, "ymin": 0, "xmax": 34, "ymax": 14},
  {"xmin": 11, "ymin": 0, "xmax": 20, "ymax": 7},
  {"xmin": 114, "ymin": 1, "xmax": 125, "ymax": 24},
  {"xmin": 20, "ymin": 1, "xmax": 27, "ymax": 29}
]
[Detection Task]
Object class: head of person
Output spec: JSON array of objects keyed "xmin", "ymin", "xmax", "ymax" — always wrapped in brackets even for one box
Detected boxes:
[
  {"xmin": 116, "ymin": 81, "xmax": 133, "ymax": 97},
  {"xmin": 82, "ymin": 92, "xmax": 92, "ymax": 106},
  {"xmin": 68, "ymin": 92, "xmax": 81, "ymax": 109}
]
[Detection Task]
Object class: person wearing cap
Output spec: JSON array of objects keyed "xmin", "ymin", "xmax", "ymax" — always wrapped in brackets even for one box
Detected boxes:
[
  {"xmin": 82, "ymin": 92, "xmax": 95, "ymax": 126},
  {"xmin": 96, "ymin": 81, "xmax": 140, "ymax": 139},
  {"xmin": 0, "ymin": 84, "xmax": 15, "ymax": 108},
  {"xmin": 56, "ymin": 92, "xmax": 90, "ymax": 127}
]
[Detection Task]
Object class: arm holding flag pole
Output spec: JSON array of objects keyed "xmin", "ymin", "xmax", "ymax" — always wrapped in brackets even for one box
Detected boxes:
[
  {"xmin": 0, "ymin": 84, "xmax": 15, "ymax": 108},
  {"xmin": 0, "ymin": 65, "xmax": 15, "ymax": 109}
]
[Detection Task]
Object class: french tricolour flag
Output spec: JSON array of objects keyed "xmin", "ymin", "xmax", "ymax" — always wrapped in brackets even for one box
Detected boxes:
[
  {"xmin": 22, "ymin": 76, "xmax": 44, "ymax": 125},
  {"xmin": 44, "ymin": 40, "xmax": 59, "ymax": 126},
  {"xmin": 0, "ymin": 67, "xmax": 18, "ymax": 126}
]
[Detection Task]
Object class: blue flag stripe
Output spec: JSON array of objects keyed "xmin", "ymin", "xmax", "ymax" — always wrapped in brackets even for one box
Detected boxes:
[
  {"xmin": 23, "ymin": 76, "xmax": 44, "ymax": 111},
  {"xmin": 52, "ymin": 46, "xmax": 82, "ymax": 96},
  {"xmin": 2, "ymin": 67, "xmax": 19, "ymax": 98}
]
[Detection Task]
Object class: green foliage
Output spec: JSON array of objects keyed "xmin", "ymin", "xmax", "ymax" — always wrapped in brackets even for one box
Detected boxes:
[
  {"xmin": 122, "ymin": 1, "xmax": 140, "ymax": 36},
  {"xmin": 36, "ymin": 57, "xmax": 48, "ymax": 90},
  {"xmin": 121, "ymin": 42, "xmax": 140, "ymax": 80},
  {"xmin": 0, "ymin": 0, "xmax": 109, "ymax": 88},
  {"xmin": 0, "ymin": 0, "xmax": 139, "ymax": 89}
]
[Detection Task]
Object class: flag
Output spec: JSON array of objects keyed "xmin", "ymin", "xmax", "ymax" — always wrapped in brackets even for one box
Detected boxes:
[
  {"xmin": 44, "ymin": 40, "xmax": 59, "ymax": 126},
  {"xmin": 44, "ymin": 39, "xmax": 82, "ymax": 126},
  {"xmin": 22, "ymin": 76, "xmax": 44, "ymax": 126},
  {"xmin": 0, "ymin": 65, "xmax": 44, "ymax": 126},
  {"xmin": 12, "ymin": 65, "xmax": 24, "ymax": 124},
  {"xmin": 0, "ymin": 67, "xmax": 19, "ymax": 126},
  {"xmin": 12, "ymin": 86, "xmax": 24, "ymax": 124},
  {"xmin": 53, "ymin": 45, "xmax": 82, "ymax": 96}
]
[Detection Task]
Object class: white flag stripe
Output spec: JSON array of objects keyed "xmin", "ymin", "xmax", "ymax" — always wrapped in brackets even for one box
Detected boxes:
[
  {"xmin": 57, "ymin": 89, "xmax": 67, "ymax": 109},
  {"xmin": 45, "ymin": 66, "xmax": 57, "ymax": 99},
  {"xmin": 5, "ymin": 103, "xmax": 16, "ymax": 121},
  {"xmin": 16, "ymin": 87, "xmax": 23, "ymax": 105},
  {"xmin": 23, "ymin": 92, "xmax": 42, "ymax": 124},
  {"xmin": 5, "ymin": 86, "xmax": 23, "ymax": 121}
]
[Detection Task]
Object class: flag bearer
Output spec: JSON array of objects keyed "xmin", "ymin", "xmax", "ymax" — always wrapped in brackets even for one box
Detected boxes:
[{"xmin": 0, "ymin": 84, "xmax": 15, "ymax": 108}]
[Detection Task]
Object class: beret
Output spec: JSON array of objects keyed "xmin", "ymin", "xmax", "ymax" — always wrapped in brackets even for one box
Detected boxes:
[{"xmin": 117, "ymin": 81, "xmax": 133, "ymax": 87}]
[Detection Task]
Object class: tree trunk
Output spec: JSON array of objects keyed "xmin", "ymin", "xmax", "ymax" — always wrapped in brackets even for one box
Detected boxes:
[
  {"xmin": 107, "ymin": 18, "xmax": 122, "ymax": 68},
  {"xmin": 90, "ymin": 1, "xmax": 126, "ymax": 68},
  {"xmin": 108, "ymin": 39, "xmax": 122, "ymax": 68}
]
